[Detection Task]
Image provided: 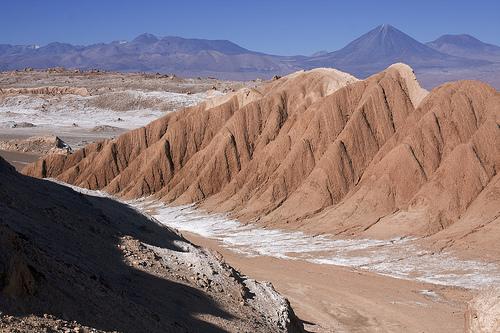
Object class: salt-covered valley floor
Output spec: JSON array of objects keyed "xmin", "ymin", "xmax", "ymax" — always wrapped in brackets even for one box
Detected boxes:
[
  {"xmin": 0, "ymin": 90, "xmax": 214, "ymax": 131},
  {"xmin": 124, "ymin": 199, "xmax": 500, "ymax": 290},
  {"xmin": 0, "ymin": 82, "xmax": 227, "ymax": 150},
  {"xmin": 45, "ymin": 179, "xmax": 500, "ymax": 290}
]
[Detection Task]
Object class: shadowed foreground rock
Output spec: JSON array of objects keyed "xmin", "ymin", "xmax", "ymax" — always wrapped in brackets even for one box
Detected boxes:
[{"xmin": 0, "ymin": 157, "xmax": 304, "ymax": 333}]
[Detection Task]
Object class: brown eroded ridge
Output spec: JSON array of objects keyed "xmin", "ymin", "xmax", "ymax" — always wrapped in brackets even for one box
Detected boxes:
[{"xmin": 24, "ymin": 63, "xmax": 500, "ymax": 258}]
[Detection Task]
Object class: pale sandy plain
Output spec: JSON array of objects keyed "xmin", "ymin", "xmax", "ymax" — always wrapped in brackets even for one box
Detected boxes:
[{"xmin": 185, "ymin": 231, "xmax": 470, "ymax": 333}]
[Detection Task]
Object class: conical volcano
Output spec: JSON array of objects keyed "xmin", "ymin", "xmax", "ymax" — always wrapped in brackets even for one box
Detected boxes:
[{"xmin": 305, "ymin": 24, "xmax": 484, "ymax": 77}]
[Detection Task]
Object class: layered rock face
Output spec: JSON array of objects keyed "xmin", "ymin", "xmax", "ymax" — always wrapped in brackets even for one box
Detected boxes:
[{"xmin": 24, "ymin": 64, "xmax": 500, "ymax": 254}]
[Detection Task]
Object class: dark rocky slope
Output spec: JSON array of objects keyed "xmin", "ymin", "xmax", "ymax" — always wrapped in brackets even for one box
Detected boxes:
[{"xmin": 1, "ymin": 156, "xmax": 304, "ymax": 333}]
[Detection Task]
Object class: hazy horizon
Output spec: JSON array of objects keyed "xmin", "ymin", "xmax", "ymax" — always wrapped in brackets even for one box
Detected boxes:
[{"xmin": 2, "ymin": 0, "xmax": 499, "ymax": 56}]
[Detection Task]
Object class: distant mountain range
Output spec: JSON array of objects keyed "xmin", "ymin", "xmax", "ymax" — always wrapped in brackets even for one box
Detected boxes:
[
  {"xmin": 426, "ymin": 34, "xmax": 500, "ymax": 61},
  {"xmin": 0, "ymin": 33, "xmax": 300, "ymax": 81},
  {"xmin": 304, "ymin": 24, "xmax": 488, "ymax": 76},
  {"xmin": 1, "ymin": 24, "xmax": 499, "ymax": 88}
]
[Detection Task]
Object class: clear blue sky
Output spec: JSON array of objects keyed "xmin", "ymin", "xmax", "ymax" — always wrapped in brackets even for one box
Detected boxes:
[{"xmin": 1, "ymin": 0, "xmax": 499, "ymax": 55}]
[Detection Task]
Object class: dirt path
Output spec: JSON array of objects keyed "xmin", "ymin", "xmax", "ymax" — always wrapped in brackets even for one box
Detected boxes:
[{"xmin": 184, "ymin": 232, "xmax": 471, "ymax": 333}]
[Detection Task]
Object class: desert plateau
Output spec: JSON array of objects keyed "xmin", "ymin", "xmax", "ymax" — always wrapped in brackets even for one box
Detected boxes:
[{"xmin": 1, "ymin": 2, "xmax": 500, "ymax": 332}]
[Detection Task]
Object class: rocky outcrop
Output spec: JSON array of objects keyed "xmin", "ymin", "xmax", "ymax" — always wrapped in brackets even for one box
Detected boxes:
[
  {"xmin": 24, "ymin": 64, "xmax": 500, "ymax": 255},
  {"xmin": 1, "ymin": 157, "xmax": 304, "ymax": 332},
  {"xmin": 0, "ymin": 135, "xmax": 71, "ymax": 155}
]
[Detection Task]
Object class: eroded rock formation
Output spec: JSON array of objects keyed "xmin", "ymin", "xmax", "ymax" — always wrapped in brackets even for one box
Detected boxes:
[{"xmin": 24, "ymin": 63, "xmax": 500, "ymax": 256}]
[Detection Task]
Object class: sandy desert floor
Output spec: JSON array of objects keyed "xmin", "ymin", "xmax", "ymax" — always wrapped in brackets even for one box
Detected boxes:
[
  {"xmin": 131, "ymin": 200, "xmax": 491, "ymax": 332},
  {"xmin": 184, "ymin": 232, "xmax": 470, "ymax": 333}
]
